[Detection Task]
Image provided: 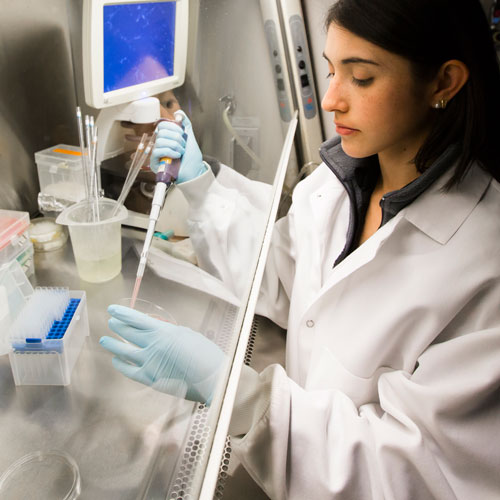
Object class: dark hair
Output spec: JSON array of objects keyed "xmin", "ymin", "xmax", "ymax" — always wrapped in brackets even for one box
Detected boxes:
[{"xmin": 326, "ymin": 0, "xmax": 500, "ymax": 188}]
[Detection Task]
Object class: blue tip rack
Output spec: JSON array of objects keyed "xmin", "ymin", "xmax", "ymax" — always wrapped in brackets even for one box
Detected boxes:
[
  {"xmin": 9, "ymin": 292, "xmax": 89, "ymax": 386},
  {"xmin": 12, "ymin": 298, "xmax": 82, "ymax": 353}
]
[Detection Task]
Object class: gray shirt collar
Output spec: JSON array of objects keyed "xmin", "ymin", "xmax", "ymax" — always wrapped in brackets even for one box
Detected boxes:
[{"xmin": 319, "ymin": 136, "xmax": 460, "ymax": 265}]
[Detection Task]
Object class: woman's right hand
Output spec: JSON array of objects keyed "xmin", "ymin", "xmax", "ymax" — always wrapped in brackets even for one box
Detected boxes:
[
  {"xmin": 100, "ymin": 304, "xmax": 225, "ymax": 404},
  {"xmin": 150, "ymin": 110, "xmax": 207, "ymax": 184}
]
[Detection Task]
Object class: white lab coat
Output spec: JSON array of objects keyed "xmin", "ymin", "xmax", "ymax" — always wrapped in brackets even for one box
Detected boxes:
[{"xmin": 178, "ymin": 153, "xmax": 500, "ymax": 499}]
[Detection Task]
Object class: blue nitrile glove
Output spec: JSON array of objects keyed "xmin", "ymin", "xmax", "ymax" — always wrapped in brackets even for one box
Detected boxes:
[
  {"xmin": 150, "ymin": 110, "xmax": 207, "ymax": 183},
  {"xmin": 99, "ymin": 305, "xmax": 225, "ymax": 404}
]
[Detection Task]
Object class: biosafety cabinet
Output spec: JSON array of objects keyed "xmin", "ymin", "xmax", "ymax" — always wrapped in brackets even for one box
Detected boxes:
[
  {"xmin": 0, "ymin": 0, "xmax": 320, "ymax": 498},
  {"xmin": 0, "ymin": 112, "xmax": 294, "ymax": 499}
]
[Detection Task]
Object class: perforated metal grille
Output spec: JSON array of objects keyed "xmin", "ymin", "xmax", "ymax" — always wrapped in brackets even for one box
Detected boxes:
[
  {"xmin": 200, "ymin": 301, "xmax": 238, "ymax": 355},
  {"xmin": 213, "ymin": 436, "xmax": 232, "ymax": 499},
  {"xmin": 218, "ymin": 304, "xmax": 238, "ymax": 354},
  {"xmin": 244, "ymin": 316, "xmax": 259, "ymax": 366},
  {"xmin": 168, "ymin": 403, "xmax": 210, "ymax": 500},
  {"xmin": 166, "ymin": 301, "xmax": 239, "ymax": 500},
  {"xmin": 213, "ymin": 316, "xmax": 260, "ymax": 498}
]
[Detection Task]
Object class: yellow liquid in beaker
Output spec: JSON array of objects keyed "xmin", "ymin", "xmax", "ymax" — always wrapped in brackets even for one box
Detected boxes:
[{"xmin": 75, "ymin": 252, "xmax": 121, "ymax": 283}]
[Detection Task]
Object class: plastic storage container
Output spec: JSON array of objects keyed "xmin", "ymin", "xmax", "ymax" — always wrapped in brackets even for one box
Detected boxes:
[
  {"xmin": 29, "ymin": 217, "xmax": 68, "ymax": 252},
  {"xmin": 0, "ymin": 260, "xmax": 89, "ymax": 385},
  {"xmin": 35, "ymin": 144, "xmax": 86, "ymax": 213},
  {"xmin": 0, "ymin": 209, "xmax": 34, "ymax": 277},
  {"xmin": 0, "ymin": 260, "xmax": 33, "ymax": 356}
]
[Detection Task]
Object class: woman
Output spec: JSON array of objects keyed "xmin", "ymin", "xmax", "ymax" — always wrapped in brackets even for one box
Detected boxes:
[{"xmin": 101, "ymin": 0, "xmax": 500, "ymax": 497}]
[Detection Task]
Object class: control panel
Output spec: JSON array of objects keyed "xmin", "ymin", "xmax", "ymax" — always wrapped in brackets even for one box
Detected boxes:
[
  {"xmin": 289, "ymin": 14, "xmax": 316, "ymax": 119},
  {"xmin": 264, "ymin": 19, "xmax": 293, "ymax": 122}
]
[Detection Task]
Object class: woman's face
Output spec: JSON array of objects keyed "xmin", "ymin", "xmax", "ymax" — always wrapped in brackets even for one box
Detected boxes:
[{"xmin": 321, "ymin": 23, "xmax": 434, "ymax": 162}]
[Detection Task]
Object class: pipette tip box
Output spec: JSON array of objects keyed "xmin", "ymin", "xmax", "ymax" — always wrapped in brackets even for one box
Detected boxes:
[
  {"xmin": 0, "ymin": 209, "xmax": 34, "ymax": 277},
  {"xmin": 0, "ymin": 260, "xmax": 89, "ymax": 386},
  {"xmin": 35, "ymin": 144, "xmax": 86, "ymax": 213},
  {"xmin": 9, "ymin": 291, "xmax": 89, "ymax": 386}
]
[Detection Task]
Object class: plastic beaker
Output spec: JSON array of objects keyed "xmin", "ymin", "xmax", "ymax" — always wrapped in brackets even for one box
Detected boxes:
[
  {"xmin": 56, "ymin": 199, "xmax": 128, "ymax": 283},
  {"xmin": 118, "ymin": 298, "xmax": 177, "ymax": 324}
]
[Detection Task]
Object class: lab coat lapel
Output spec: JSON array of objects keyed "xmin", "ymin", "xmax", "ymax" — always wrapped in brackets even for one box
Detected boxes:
[
  {"xmin": 301, "ymin": 179, "xmax": 401, "ymax": 314},
  {"xmin": 294, "ymin": 208, "xmax": 401, "ymax": 386},
  {"xmin": 311, "ymin": 161, "xmax": 491, "ymax": 305},
  {"xmin": 305, "ymin": 180, "xmax": 350, "ymax": 288},
  {"xmin": 319, "ymin": 213, "xmax": 402, "ymax": 297}
]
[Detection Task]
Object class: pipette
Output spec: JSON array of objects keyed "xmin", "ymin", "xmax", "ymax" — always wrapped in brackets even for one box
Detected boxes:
[
  {"xmin": 111, "ymin": 132, "xmax": 150, "ymax": 218},
  {"xmin": 130, "ymin": 111, "xmax": 185, "ymax": 308}
]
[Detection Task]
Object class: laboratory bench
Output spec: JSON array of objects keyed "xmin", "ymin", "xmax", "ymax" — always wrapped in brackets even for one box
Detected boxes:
[{"xmin": 0, "ymin": 229, "xmax": 286, "ymax": 499}]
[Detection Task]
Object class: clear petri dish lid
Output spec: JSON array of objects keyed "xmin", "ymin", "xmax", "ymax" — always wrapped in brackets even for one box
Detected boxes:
[
  {"xmin": 118, "ymin": 298, "xmax": 177, "ymax": 324},
  {"xmin": 0, "ymin": 450, "xmax": 81, "ymax": 500}
]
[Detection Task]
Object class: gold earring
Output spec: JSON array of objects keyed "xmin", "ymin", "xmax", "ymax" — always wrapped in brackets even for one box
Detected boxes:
[{"xmin": 434, "ymin": 98, "xmax": 448, "ymax": 109}]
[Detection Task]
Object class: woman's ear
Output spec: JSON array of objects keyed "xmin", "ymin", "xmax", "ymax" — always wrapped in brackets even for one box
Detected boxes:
[{"xmin": 430, "ymin": 60, "xmax": 470, "ymax": 109}]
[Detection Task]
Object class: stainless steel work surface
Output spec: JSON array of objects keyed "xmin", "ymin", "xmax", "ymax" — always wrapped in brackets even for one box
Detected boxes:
[{"xmin": 0, "ymin": 236, "xmax": 237, "ymax": 499}]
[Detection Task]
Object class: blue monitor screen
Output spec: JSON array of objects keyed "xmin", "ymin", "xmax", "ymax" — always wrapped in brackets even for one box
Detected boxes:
[{"xmin": 103, "ymin": 2, "xmax": 176, "ymax": 93}]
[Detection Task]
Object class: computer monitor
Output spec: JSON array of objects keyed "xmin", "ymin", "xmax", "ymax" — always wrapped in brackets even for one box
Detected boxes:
[{"xmin": 83, "ymin": 0, "xmax": 189, "ymax": 108}]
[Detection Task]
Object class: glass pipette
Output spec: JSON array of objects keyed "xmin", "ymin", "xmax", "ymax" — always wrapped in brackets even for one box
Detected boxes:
[{"xmin": 111, "ymin": 132, "xmax": 151, "ymax": 218}]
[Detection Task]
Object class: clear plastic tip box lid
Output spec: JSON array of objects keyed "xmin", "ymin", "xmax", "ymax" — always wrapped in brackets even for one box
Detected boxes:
[
  {"xmin": 34, "ymin": 144, "xmax": 86, "ymax": 210},
  {"xmin": 0, "ymin": 259, "xmax": 89, "ymax": 385}
]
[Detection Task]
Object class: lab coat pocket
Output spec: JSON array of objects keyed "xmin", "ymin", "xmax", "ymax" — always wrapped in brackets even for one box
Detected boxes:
[{"xmin": 306, "ymin": 347, "xmax": 392, "ymax": 408}]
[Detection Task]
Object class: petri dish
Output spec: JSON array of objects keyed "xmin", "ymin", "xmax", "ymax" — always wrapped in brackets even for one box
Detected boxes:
[
  {"xmin": 0, "ymin": 450, "xmax": 81, "ymax": 500},
  {"xmin": 118, "ymin": 298, "xmax": 177, "ymax": 324},
  {"xmin": 29, "ymin": 217, "xmax": 68, "ymax": 252}
]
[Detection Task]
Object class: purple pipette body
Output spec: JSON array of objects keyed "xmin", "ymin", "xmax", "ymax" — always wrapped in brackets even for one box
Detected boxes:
[{"xmin": 156, "ymin": 114, "xmax": 185, "ymax": 185}]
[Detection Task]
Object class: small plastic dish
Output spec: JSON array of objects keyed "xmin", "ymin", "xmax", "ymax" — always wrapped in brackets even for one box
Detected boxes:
[
  {"xmin": 118, "ymin": 298, "xmax": 177, "ymax": 324},
  {"xmin": 0, "ymin": 450, "xmax": 81, "ymax": 499},
  {"xmin": 29, "ymin": 217, "xmax": 68, "ymax": 252}
]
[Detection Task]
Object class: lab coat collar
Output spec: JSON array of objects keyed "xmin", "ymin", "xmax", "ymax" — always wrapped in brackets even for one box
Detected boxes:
[
  {"xmin": 319, "ymin": 137, "xmax": 459, "ymax": 226},
  {"xmin": 403, "ymin": 161, "xmax": 492, "ymax": 244},
  {"xmin": 318, "ymin": 137, "xmax": 490, "ymax": 245}
]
